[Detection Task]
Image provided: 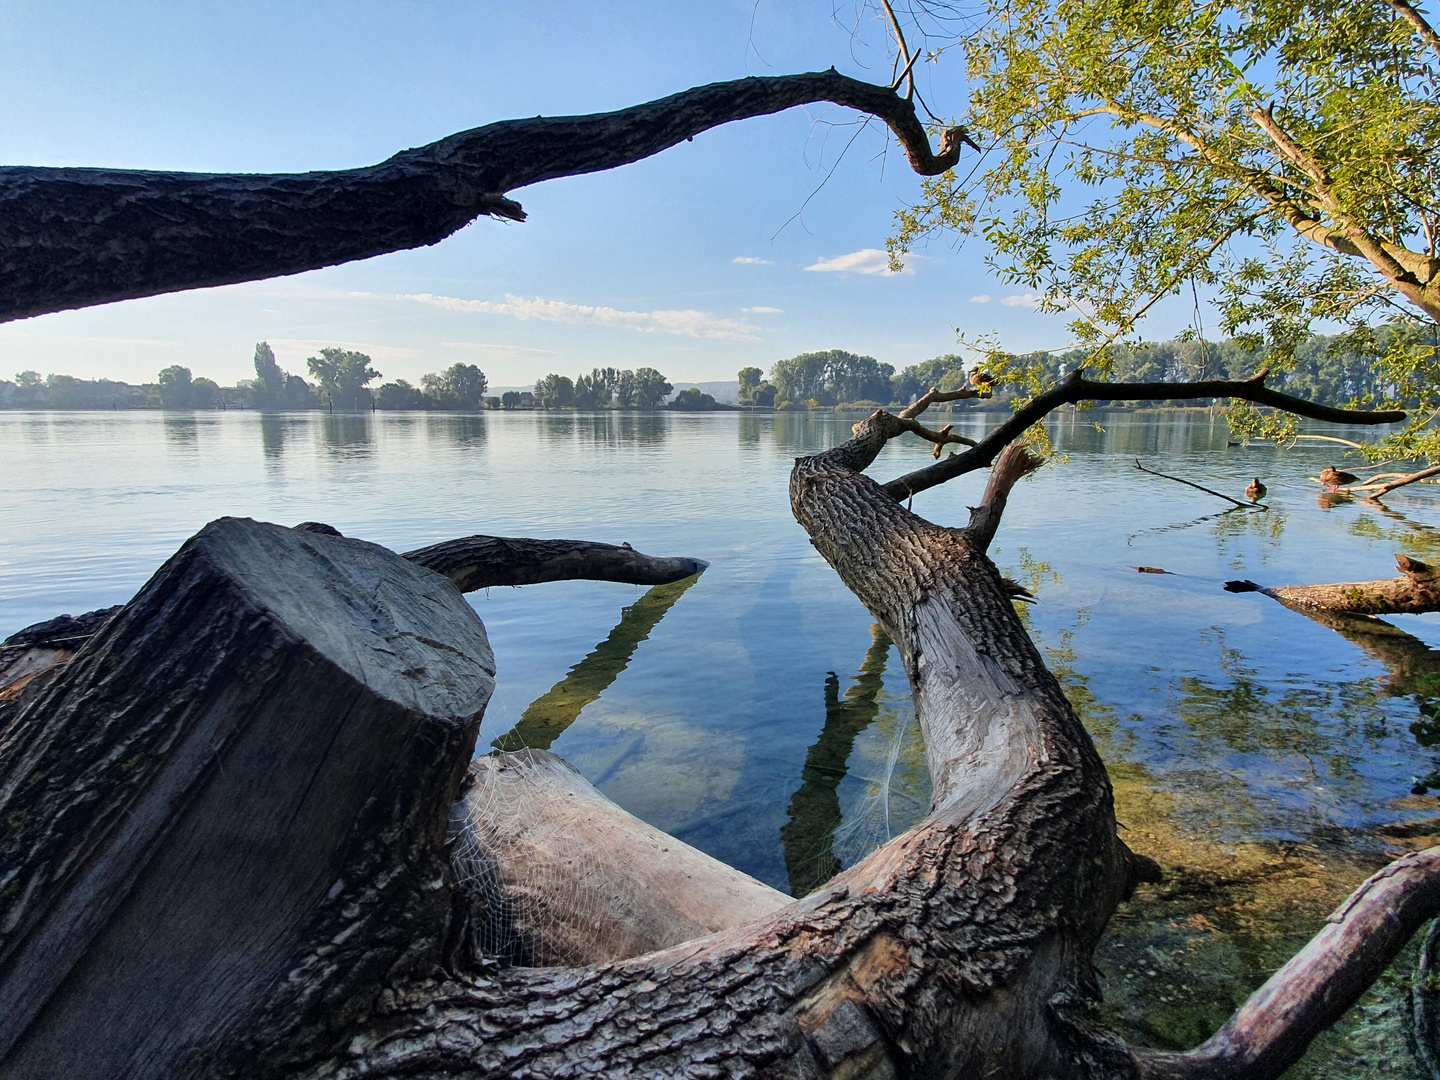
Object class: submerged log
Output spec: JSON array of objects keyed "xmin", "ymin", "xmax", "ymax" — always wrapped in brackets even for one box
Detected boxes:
[{"xmin": 1225, "ymin": 552, "xmax": 1440, "ymax": 615}]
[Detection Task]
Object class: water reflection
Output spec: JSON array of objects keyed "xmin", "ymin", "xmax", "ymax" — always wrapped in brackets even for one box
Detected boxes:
[
  {"xmin": 779, "ymin": 623, "xmax": 932, "ymax": 898},
  {"xmin": 738, "ymin": 413, "xmax": 761, "ymax": 449},
  {"xmin": 162, "ymin": 412, "xmax": 198, "ymax": 449},
  {"xmin": 426, "ymin": 413, "xmax": 487, "ymax": 449},
  {"xmin": 492, "ymin": 574, "xmax": 701, "ymax": 752},
  {"xmin": 320, "ymin": 413, "xmax": 373, "ymax": 456},
  {"xmin": 781, "ymin": 625, "xmax": 891, "ymax": 897},
  {"xmin": 1234, "ymin": 584, "xmax": 1440, "ymax": 799},
  {"xmin": 259, "ymin": 413, "xmax": 286, "ymax": 460}
]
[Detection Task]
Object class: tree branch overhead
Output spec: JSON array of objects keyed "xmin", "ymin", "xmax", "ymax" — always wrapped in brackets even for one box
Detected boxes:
[{"xmin": 0, "ymin": 70, "xmax": 964, "ymax": 322}]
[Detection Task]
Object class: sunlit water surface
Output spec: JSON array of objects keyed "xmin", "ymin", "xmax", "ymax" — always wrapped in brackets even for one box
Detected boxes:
[{"xmin": 3, "ymin": 408, "xmax": 1437, "ymax": 1076}]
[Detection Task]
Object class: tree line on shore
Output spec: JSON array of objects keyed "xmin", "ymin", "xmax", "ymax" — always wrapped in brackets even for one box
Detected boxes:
[
  {"xmin": 744, "ymin": 325, "xmax": 1430, "ymax": 411},
  {"xmin": 1, "ymin": 329, "xmax": 1415, "ymax": 412}
]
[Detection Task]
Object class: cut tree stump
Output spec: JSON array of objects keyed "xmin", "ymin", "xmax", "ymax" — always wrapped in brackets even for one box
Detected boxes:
[{"xmin": 0, "ymin": 517, "xmax": 495, "ymax": 1078}]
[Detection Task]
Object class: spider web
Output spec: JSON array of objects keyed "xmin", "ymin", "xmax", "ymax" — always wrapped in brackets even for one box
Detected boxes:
[{"xmin": 448, "ymin": 753, "xmax": 620, "ymax": 967}]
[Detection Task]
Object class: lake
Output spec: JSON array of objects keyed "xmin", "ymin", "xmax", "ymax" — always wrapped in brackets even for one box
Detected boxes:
[{"xmin": 2, "ymin": 406, "xmax": 1435, "ymax": 1077}]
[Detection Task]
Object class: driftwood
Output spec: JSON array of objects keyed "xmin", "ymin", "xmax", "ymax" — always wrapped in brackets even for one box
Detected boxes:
[
  {"xmin": 1225, "ymin": 552, "xmax": 1440, "ymax": 616},
  {"xmin": 0, "ymin": 531, "xmax": 705, "ymax": 703}
]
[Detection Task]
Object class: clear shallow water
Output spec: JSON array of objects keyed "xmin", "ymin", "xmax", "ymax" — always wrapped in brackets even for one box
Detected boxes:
[{"xmin": 2, "ymin": 407, "xmax": 1437, "ymax": 1074}]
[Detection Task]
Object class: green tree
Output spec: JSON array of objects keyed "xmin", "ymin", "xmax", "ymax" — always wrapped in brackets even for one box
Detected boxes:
[
  {"xmin": 534, "ymin": 374, "xmax": 575, "ymax": 408},
  {"xmin": 669, "ymin": 387, "xmax": 719, "ymax": 410},
  {"xmin": 891, "ymin": 355, "xmax": 967, "ymax": 404},
  {"xmin": 306, "ymin": 347, "xmax": 380, "ymax": 410},
  {"xmin": 737, "ymin": 365, "xmax": 777, "ymax": 406},
  {"xmin": 889, "ymin": 0, "xmax": 1440, "ymax": 453},
  {"xmin": 420, "ymin": 362, "xmax": 488, "ymax": 410},
  {"xmin": 157, "ymin": 365, "xmax": 194, "ymax": 409},
  {"xmin": 629, "ymin": 367, "xmax": 673, "ymax": 408},
  {"xmin": 770, "ymin": 350, "xmax": 893, "ymax": 406},
  {"xmin": 374, "ymin": 380, "xmax": 427, "ymax": 410},
  {"xmin": 190, "ymin": 377, "xmax": 220, "ymax": 409},
  {"xmin": 252, "ymin": 342, "xmax": 285, "ymax": 406},
  {"xmin": 501, "ymin": 390, "xmax": 521, "ymax": 408},
  {"xmin": 738, "ymin": 366, "xmax": 762, "ymax": 400},
  {"xmin": 572, "ymin": 367, "xmax": 619, "ymax": 408}
]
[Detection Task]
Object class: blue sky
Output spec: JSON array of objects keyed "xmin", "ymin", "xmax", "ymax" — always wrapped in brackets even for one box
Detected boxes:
[{"xmin": 0, "ymin": 1, "xmax": 1098, "ymax": 388}]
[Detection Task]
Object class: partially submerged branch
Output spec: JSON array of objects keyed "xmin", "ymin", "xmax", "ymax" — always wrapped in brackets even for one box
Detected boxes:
[
  {"xmin": 1137, "ymin": 846, "xmax": 1440, "ymax": 1080},
  {"xmin": 1345, "ymin": 462, "xmax": 1440, "ymax": 498},
  {"xmin": 1134, "ymin": 458, "xmax": 1257, "ymax": 509},
  {"xmin": 1, "ymin": 71, "xmax": 965, "ymax": 321},
  {"xmin": 1225, "ymin": 553, "xmax": 1440, "ymax": 616},
  {"xmin": 403, "ymin": 534, "xmax": 706, "ymax": 591},
  {"xmin": 451, "ymin": 750, "xmax": 787, "ymax": 966},
  {"xmin": 882, "ymin": 369, "xmax": 1406, "ymax": 502}
]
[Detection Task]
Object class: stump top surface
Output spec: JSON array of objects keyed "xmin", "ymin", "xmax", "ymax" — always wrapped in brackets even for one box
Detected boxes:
[{"xmin": 200, "ymin": 516, "xmax": 495, "ymax": 717}]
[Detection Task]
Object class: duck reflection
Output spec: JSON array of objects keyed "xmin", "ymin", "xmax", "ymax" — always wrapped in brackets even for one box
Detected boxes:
[{"xmin": 492, "ymin": 573, "xmax": 702, "ymax": 752}]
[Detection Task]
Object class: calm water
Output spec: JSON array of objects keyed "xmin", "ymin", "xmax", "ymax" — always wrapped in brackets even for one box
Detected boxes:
[{"xmin": 2, "ymin": 407, "xmax": 1436, "ymax": 1075}]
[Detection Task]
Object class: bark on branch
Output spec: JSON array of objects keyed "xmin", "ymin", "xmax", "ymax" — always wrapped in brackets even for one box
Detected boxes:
[
  {"xmin": 1225, "ymin": 552, "xmax": 1440, "ymax": 616},
  {"xmin": 966, "ymin": 443, "xmax": 1045, "ymax": 552},
  {"xmin": 0, "ymin": 70, "xmax": 964, "ymax": 322},
  {"xmin": 882, "ymin": 368, "xmax": 1406, "ymax": 502},
  {"xmin": 0, "ymin": 528, "xmax": 706, "ymax": 706}
]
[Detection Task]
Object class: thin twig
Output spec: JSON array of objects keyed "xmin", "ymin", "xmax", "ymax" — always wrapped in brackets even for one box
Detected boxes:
[
  {"xmin": 1133, "ymin": 458, "xmax": 1256, "ymax": 509},
  {"xmin": 1349, "ymin": 462, "xmax": 1440, "ymax": 497},
  {"xmin": 878, "ymin": 0, "xmax": 915, "ymax": 98}
]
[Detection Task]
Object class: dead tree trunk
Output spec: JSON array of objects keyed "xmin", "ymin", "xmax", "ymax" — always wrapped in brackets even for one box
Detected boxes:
[{"xmin": 6, "ymin": 416, "xmax": 1437, "ymax": 1078}]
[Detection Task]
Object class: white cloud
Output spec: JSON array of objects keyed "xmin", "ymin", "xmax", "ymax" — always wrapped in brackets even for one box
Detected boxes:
[
  {"xmin": 803, "ymin": 248, "xmax": 912, "ymax": 275},
  {"xmin": 400, "ymin": 293, "xmax": 760, "ymax": 342},
  {"xmin": 970, "ymin": 294, "xmax": 992, "ymax": 304},
  {"xmin": 732, "ymin": 256, "xmax": 773, "ymax": 265},
  {"xmin": 742, "ymin": 306, "xmax": 783, "ymax": 314},
  {"xmin": 1000, "ymin": 293, "xmax": 1044, "ymax": 308}
]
